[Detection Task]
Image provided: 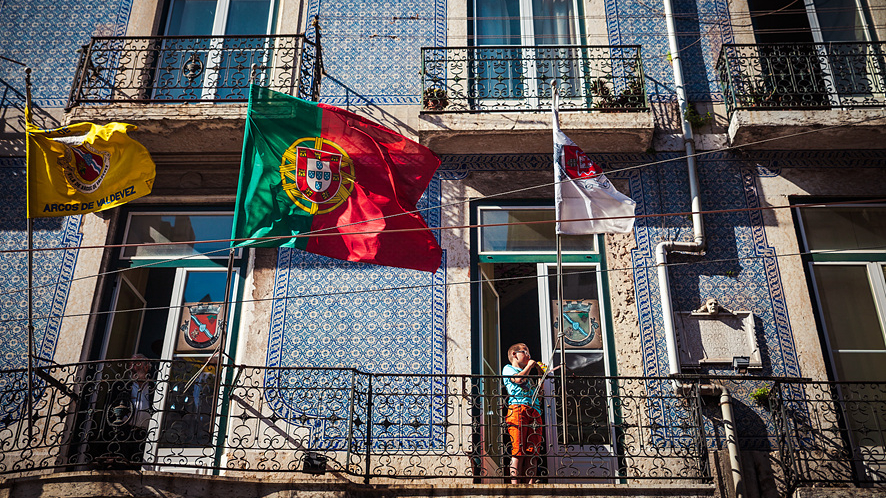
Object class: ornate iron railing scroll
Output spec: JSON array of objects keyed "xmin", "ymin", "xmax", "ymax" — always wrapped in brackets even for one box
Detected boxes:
[
  {"xmin": 0, "ymin": 361, "xmax": 883, "ymax": 488},
  {"xmin": 67, "ymin": 34, "xmax": 321, "ymax": 108},
  {"xmin": 717, "ymin": 42, "xmax": 886, "ymax": 118},
  {"xmin": 420, "ymin": 45, "xmax": 648, "ymax": 113}
]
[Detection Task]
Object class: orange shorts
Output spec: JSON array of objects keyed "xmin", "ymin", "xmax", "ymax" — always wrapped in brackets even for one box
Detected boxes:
[{"xmin": 506, "ymin": 404, "xmax": 543, "ymax": 456}]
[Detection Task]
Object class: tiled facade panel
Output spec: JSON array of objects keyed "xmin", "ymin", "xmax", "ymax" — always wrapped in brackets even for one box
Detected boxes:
[
  {"xmin": 605, "ymin": 0, "xmax": 733, "ymax": 101},
  {"xmin": 0, "ymin": 0, "xmax": 133, "ymax": 108},
  {"xmin": 305, "ymin": 0, "xmax": 447, "ymax": 105},
  {"xmin": 0, "ymin": 160, "xmax": 82, "ymax": 372}
]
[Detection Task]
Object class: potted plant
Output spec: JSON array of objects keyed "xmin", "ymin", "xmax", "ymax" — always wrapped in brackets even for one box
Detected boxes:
[
  {"xmin": 423, "ymin": 87, "xmax": 448, "ymax": 110},
  {"xmin": 750, "ymin": 386, "xmax": 771, "ymax": 409}
]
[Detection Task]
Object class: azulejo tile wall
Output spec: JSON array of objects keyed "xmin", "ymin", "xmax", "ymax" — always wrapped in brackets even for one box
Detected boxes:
[
  {"xmin": 0, "ymin": 0, "xmax": 133, "ymax": 109},
  {"xmin": 264, "ymin": 178, "xmax": 446, "ymax": 448},
  {"xmin": 0, "ymin": 160, "xmax": 82, "ymax": 371},
  {"xmin": 605, "ymin": 0, "xmax": 733, "ymax": 102},
  {"xmin": 305, "ymin": 0, "xmax": 447, "ymax": 105}
]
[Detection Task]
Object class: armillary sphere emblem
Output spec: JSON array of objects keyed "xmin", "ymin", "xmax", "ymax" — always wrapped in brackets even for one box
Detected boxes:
[{"xmin": 182, "ymin": 53, "xmax": 205, "ymax": 81}]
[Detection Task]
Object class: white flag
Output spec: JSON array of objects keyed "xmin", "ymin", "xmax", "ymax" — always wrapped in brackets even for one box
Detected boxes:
[{"xmin": 553, "ymin": 91, "xmax": 636, "ymax": 235}]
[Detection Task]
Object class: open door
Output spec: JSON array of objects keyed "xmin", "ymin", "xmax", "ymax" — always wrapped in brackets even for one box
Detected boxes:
[
  {"xmin": 142, "ymin": 267, "xmax": 238, "ymax": 471},
  {"xmin": 537, "ymin": 263, "xmax": 616, "ymax": 481}
]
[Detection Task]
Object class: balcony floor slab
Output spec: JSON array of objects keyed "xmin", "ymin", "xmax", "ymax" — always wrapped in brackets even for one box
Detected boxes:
[
  {"xmin": 727, "ymin": 108, "xmax": 886, "ymax": 150},
  {"xmin": 418, "ymin": 111, "xmax": 654, "ymax": 154},
  {"xmin": 0, "ymin": 471, "xmax": 717, "ymax": 498}
]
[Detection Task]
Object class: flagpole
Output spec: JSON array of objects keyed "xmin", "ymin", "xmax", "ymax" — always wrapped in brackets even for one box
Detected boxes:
[
  {"xmin": 556, "ymin": 234, "xmax": 568, "ymax": 447},
  {"xmin": 24, "ymin": 66, "xmax": 35, "ymax": 441},
  {"xmin": 210, "ymin": 247, "xmax": 236, "ymax": 456}
]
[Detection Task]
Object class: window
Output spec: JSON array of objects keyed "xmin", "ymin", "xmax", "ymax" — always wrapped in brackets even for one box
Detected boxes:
[
  {"xmin": 94, "ymin": 209, "xmax": 245, "ymax": 467},
  {"xmin": 798, "ymin": 204, "xmax": 886, "ymax": 383},
  {"xmin": 473, "ymin": 204, "xmax": 616, "ymax": 479},
  {"xmin": 471, "ymin": 0, "xmax": 584, "ymax": 107},
  {"xmin": 746, "ymin": 0, "xmax": 878, "ymax": 107},
  {"xmin": 157, "ymin": 0, "xmax": 276, "ymax": 99}
]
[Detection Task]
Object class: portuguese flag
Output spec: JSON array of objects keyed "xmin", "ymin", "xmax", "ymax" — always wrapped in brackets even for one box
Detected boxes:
[{"xmin": 232, "ymin": 86, "xmax": 442, "ymax": 272}]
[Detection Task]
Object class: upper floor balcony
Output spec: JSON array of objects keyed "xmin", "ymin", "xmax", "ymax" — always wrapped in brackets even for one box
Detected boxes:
[
  {"xmin": 418, "ymin": 45, "xmax": 654, "ymax": 154},
  {"xmin": 65, "ymin": 34, "xmax": 322, "ymax": 156},
  {"xmin": 717, "ymin": 42, "xmax": 886, "ymax": 150}
]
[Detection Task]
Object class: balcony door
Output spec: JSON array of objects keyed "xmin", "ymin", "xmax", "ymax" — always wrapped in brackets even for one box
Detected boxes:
[
  {"xmin": 472, "ymin": 0, "xmax": 583, "ymax": 109},
  {"xmin": 798, "ymin": 204, "xmax": 886, "ymax": 482},
  {"xmin": 748, "ymin": 0, "xmax": 879, "ymax": 108},
  {"xmin": 157, "ymin": 0, "xmax": 275, "ymax": 100},
  {"xmin": 96, "ymin": 211, "xmax": 244, "ymax": 470},
  {"xmin": 476, "ymin": 206, "xmax": 615, "ymax": 481}
]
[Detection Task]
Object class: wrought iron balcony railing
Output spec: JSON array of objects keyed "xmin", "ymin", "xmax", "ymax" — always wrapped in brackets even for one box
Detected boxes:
[
  {"xmin": 67, "ymin": 34, "xmax": 322, "ymax": 108},
  {"xmin": 717, "ymin": 42, "xmax": 886, "ymax": 118},
  {"xmin": 420, "ymin": 45, "xmax": 648, "ymax": 113},
  {"xmin": 1, "ymin": 360, "xmax": 884, "ymax": 489}
]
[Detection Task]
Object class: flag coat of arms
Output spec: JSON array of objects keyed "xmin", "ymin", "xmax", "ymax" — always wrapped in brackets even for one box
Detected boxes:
[
  {"xmin": 553, "ymin": 92, "xmax": 636, "ymax": 235},
  {"xmin": 27, "ymin": 120, "xmax": 156, "ymax": 218},
  {"xmin": 233, "ymin": 85, "xmax": 442, "ymax": 272}
]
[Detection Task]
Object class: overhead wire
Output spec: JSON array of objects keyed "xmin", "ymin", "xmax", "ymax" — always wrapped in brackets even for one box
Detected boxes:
[
  {"xmin": 2, "ymin": 111, "xmax": 885, "ymax": 302},
  {"xmin": 4, "ymin": 238, "xmax": 886, "ymax": 326}
]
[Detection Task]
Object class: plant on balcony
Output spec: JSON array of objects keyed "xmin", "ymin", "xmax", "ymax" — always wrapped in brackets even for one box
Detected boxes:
[
  {"xmin": 684, "ymin": 103, "xmax": 713, "ymax": 130},
  {"xmin": 750, "ymin": 386, "xmax": 771, "ymax": 409},
  {"xmin": 590, "ymin": 77, "xmax": 645, "ymax": 111},
  {"xmin": 423, "ymin": 87, "xmax": 448, "ymax": 110}
]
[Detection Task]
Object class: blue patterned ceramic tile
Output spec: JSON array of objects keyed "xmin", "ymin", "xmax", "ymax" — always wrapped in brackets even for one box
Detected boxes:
[
  {"xmin": 605, "ymin": 0, "xmax": 733, "ymax": 102},
  {"xmin": 305, "ymin": 0, "xmax": 447, "ymax": 105},
  {"xmin": 0, "ymin": 0, "xmax": 133, "ymax": 109},
  {"xmin": 0, "ymin": 159, "xmax": 82, "ymax": 425},
  {"xmin": 264, "ymin": 179, "xmax": 447, "ymax": 448}
]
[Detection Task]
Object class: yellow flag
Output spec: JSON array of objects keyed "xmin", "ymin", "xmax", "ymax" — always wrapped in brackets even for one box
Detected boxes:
[{"xmin": 26, "ymin": 120, "xmax": 156, "ymax": 218}]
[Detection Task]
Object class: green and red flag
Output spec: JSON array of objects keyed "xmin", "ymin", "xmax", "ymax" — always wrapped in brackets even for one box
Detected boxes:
[{"xmin": 232, "ymin": 85, "xmax": 442, "ymax": 272}]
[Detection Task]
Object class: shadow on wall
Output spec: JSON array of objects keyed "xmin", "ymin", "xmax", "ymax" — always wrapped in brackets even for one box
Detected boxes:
[
  {"xmin": 320, "ymin": 75, "xmax": 417, "ymax": 138},
  {"xmin": 0, "ymin": 78, "xmax": 61, "ymax": 131}
]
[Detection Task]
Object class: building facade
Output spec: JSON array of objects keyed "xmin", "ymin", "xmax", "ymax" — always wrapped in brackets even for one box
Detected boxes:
[{"xmin": 1, "ymin": 0, "xmax": 885, "ymax": 495}]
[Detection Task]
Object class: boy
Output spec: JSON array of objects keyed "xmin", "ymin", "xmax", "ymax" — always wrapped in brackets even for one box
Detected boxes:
[{"xmin": 502, "ymin": 343, "xmax": 544, "ymax": 484}]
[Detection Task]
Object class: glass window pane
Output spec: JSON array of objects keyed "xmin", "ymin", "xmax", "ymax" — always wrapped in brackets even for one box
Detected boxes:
[
  {"xmin": 800, "ymin": 206, "xmax": 886, "ymax": 252},
  {"xmin": 225, "ymin": 0, "xmax": 271, "ymax": 35},
  {"xmin": 813, "ymin": 265, "xmax": 886, "ymax": 351},
  {"xmin": 832, "ymin": 352, "xmax": 886, "ymax": 382},
  {"xmin": 552, "ymin": 352, "xmax": 610, "ymax": 445},
  {"xmin": 475, "ymin": 0, "xmax": 521, "ymax": 45},
  {"xmin": 479, "ymin": 209, "xmax": 597, "ymax": 253},
  {"xmin": 122, "ymin": 214, "xmax": 234, "ymax": 259},
  {"xmin": 166, "ymin": 0, "xmax": 217, "ymax": 36},
  {"xmin": 548, "ymin": 268, "xmax": 603, "ymax": 349},
  {"xmin": 813, "ymin": 0, "xmax": 866, "ymax": 42},
  {"xmin": 159, "ymin": 357, "xmax": 217, "ymax": 448},
  {"xmin": 532, "ymin": 0, "xmax": 578, "ymax": 45}
]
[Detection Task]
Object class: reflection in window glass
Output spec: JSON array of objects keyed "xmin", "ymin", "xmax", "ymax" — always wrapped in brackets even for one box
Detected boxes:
[
  {"xmin": 800, "ymin": 206, "xmax": 886, "ymax": 252},
  {"xmin": 552, "ymin": 352, "xmax": 610, "ymax": 445},
  {"xmin": 480, "ymin": 209, "xmax": 596, "ymax": 253},
  {"xmin": 122, "ymin": 213, "xmax": 235, "ymax": 259}
]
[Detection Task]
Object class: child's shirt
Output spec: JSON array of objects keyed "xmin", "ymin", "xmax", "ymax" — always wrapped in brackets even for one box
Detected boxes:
[{"xmin": 502, "ymin": 364, "xmax": 542, "ymax": 411}]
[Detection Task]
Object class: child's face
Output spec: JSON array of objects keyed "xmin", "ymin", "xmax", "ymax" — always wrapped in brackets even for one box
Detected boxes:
[{"xmin": 512, "ymin": 346, "xmax": 531, "ymax": 367}]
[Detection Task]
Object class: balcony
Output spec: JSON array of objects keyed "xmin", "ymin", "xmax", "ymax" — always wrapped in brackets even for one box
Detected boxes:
[
  {"xmin": 2, "ymin": 359, "xmax": 885, "ymax": 492},
  {"xmin": 65, "ymin": 35, "xmax": 322, "ymax": 156},
  {"xmin": 418, "ymin": 45, "xmax": 654, "ymax": 154},
  {"xmin": 717, "ymin": 42, "xmax": 886, "ymax": 150}
]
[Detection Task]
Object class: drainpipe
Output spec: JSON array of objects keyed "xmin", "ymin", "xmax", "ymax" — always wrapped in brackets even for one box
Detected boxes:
[{"xmin": 656, "ymin": 1, "xmax": 745, "ymax": 498}]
